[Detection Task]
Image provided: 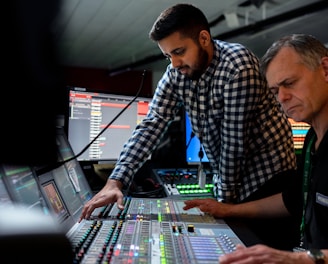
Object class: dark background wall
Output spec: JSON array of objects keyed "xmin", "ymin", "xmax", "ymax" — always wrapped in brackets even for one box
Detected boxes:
[{"xmin": 63, "ymin": 67, "xmax": 153, "ymax": 98}]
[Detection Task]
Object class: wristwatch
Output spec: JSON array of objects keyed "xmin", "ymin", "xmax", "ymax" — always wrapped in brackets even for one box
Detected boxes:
[{"xmin": 307, "ymin": 249, "xmax": 325, "ymax": 264}]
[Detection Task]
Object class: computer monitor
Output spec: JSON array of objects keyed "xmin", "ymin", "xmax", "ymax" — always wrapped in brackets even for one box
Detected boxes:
[
  {"xmin": 184, "ymin": 112, "xmax": 209, "ymax": 165},
  {"xmin": 67, "ymin": 87, "xmax": 152, "ymax": 163},
  {"xmin": 288, "ymin": 118, "xmax": 311, "ymax": 154},
  {"xmin": 185, "ymin": 114, "xmax": 310, "ymax": 164}
]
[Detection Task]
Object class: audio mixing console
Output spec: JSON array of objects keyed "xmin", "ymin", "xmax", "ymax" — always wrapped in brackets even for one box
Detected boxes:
[
  {"xmin": 67, "ymin": 197, "xmax": 245, "ymax": 264},
  {"xmin": 153, "ymin": 168, "xmax": 214, "ymax": 197}
]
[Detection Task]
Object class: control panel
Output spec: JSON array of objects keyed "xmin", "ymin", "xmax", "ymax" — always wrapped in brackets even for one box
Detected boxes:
[
  {"xmin": 68, "ymin": 197, "xmax": 245, "ymax": 264},
  {"xmin": 153, "ymin": 168, "xmax": 214, "ymax": 197}
]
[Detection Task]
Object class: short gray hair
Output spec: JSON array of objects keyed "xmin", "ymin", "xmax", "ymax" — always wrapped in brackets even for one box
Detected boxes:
[{"xmin": 260, "ymin": 34, "xmax": 328, "ymax": 76}]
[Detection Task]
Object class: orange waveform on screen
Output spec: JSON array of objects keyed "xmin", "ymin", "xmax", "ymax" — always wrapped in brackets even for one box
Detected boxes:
[
  {"xmin": 101, "ymin": 102, "xmax": 130, "ymax": 108},
  {"xmin": 100, "ymin": 124, "xmax": 131, "ymax": 129},
  {"xmin": 137, "ymin": 101, "xmax": 149, "ymax": 115}
]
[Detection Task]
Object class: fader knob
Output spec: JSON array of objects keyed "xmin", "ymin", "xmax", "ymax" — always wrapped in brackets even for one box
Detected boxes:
[{"xmin": 187, "ymin": 224, "xmax": 195, "ymax": 232}]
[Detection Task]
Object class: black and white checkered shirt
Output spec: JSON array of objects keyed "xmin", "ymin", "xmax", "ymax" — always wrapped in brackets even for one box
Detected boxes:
[{"xmin": 109, "ymin": 39, "xmax": 296, "ymax": 202}]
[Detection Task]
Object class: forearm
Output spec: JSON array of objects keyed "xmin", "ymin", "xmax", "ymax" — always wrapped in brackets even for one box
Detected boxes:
[
  {"xmin": 219, "ymin": 244, "xmax": 328, "ymax": 263},
  {"xmin": 184, "ymin": 194, "xmax": 289, "ymax": 219},
  {"xmin": 225, "ymin": 193, "xmax": 289, "ymax": 219},
  {"xmin": 105, "ymin": 178, "xmax": 123, "ymax": 190}
]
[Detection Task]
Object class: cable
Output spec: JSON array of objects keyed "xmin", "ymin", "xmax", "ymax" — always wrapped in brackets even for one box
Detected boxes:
[
  {"xmin": 74, "ymin": 70, "xmax": 147, "ymax": 160},
  {"xmin": 35, "ymin": 70, "xmax": 147, "ymax": 176},
  {"xmin": 186, "ymin": 131, "xmax": 195, "ymax": 150},
  {"xmin": 128, "ymin": 185, "xmax": 165, "ymax": 198}
]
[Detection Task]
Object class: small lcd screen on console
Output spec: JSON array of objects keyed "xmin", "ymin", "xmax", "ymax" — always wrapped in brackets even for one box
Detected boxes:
[
  {"xmin": 42, "ymin": 180, "xmax": 68, "ymax": 221},
  {"xmin": 56, "ymin": 128, "xmax": 94, "ymax": 203},
  {"xmin": 2, "ymin": 164, "xmax": 43, "ymax": 210},
  {"xmin": 0, "ymin": 173, "xmax": 12, "ymax": 205}
]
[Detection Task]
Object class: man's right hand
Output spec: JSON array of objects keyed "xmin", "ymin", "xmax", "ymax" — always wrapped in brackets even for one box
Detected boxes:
[{"xmin": 78, "ymin": 179, "xmax": 124, "ymax": 222}]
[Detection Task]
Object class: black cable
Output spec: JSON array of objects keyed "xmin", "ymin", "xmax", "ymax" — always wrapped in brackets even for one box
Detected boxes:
[
  {"xmin": 198, "ymin": 147, "xmax": 204, "ymax": 161},
  {"xmin": 74, "ymin": 70, "xmax": 147, "ymax": 161},
  {"xmin": 186, "ymin": 131, "xmax": 195, "ymax": 150},
  {"xmin": 128, "ymin": 185, "xmax": 165, "ymax": 198}
]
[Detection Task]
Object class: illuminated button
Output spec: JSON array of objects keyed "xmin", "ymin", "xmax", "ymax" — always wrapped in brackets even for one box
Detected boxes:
[{"xmin": 187, "ymin": 224, "xmax": 195, "ymax": 232}]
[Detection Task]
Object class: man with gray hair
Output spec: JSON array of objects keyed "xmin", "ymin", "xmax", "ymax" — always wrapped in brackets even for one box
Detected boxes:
[{"xmin": 185, "ymin": 34, "xmax": 328, "ymax": 263}]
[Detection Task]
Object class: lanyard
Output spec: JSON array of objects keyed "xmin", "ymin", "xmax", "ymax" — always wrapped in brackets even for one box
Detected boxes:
[{"xmin": 299, "ymin": 134, "xmax": 316, "ymax": 247}]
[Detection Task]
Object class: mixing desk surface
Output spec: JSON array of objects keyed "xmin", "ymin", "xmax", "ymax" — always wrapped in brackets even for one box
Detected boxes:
[
  {"xmin": 67, "ymin": 197, "xmax": 245, "ymax": 264},
  {"xmin": 0, "ymin": 127, "xmax": 256, "ymax": 263}
]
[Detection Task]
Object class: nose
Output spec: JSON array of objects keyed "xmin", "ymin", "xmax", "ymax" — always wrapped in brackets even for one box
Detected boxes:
[
  {"xmin": 170, "ymin": 55, "xmax": 182, "ymax": 68},
  {"xmin": 277, "ymin": 86, "xmax": 291, "ymax": 103}
]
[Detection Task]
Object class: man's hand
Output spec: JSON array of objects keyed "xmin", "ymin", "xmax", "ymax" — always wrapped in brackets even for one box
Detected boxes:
[
  {"xmin": 183, "ymin": 198, "xmax": 232, "ymax": 218},
  {"xmin": 219, "ymin": 244, "xmax": 314, "ymax": 264},
  {"xmin": 78, "ymin": 179, "xmax": 124, "ymax": 222}
]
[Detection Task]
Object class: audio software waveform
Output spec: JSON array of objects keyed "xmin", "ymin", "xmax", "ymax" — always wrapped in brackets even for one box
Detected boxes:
[{"xmin": 68, "ymin": 197, "xmax": 244, "ymax": 264}]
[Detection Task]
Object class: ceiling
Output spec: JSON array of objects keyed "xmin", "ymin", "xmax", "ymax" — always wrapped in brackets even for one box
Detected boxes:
[{"xmin": 54, "ymin": 0, "xmax": 328, "ymax": 75}]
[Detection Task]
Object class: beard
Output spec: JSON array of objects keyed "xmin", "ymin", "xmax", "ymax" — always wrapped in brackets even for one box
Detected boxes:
[{"xmin": 187, "ymin": 47, "xmax": 209, "ymax": 80}]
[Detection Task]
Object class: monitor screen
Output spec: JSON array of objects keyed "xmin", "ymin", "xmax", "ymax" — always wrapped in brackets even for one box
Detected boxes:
[
  {"xmin": 44, "ymin": 166, "xmax": 84, "ymax": 220},
  {"xmin": 185, "ymin": 115, "xmax": 310, "ymax": 163},
  {"xmin": 67, "ymin": 87, "xmax": 152, "ymax": 163},
  {"xmin": 1, "ymin": 164, "xmax": 44, "ymax": 211},
  {"xmin": 41, "ymin": 179, "xmax": 69, "ymax": 221},
  {"xmin": 0, "ymin": 172, "xmax": 13, "ymax": 205},
  {"xmin": 288, "ymin": 118, "xmax": 311, "ymax": 154},
  {"xmin": 37, "ymin": 169, "xmax": 79, "ymax": 229},
  {"xmin": 37, "ymin": 127, "xmax": 95, "ymax": 222},
  {"xmin": 56, "ymin": 127, "xmax": 94, "ymax": 203},
  {"xmin": 185, "ymin": 112, "xmax": 209, "ymax": 165}
]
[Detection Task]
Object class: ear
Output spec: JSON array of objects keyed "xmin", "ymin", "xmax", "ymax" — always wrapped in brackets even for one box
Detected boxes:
[
  {"xmin": 198, "ymin": 30, "xmax": 211, "ymax": 47},
  {"xmin": 321, "ymin": 57, "xmax": 328, "ymax": 81}
]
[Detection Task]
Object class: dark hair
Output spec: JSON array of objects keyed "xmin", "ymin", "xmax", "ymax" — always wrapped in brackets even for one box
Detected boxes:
[
  {"xmin": 260, "ymin": 34, "xmax": 328, "ymax": 76},
  {"xmin": 149, "ymin": 3, "xmax": 210, "ymax": 42}
]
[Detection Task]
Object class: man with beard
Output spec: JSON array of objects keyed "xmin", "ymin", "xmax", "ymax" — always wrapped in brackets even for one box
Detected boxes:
[{"xmin": 79, "ymin": 3, "xmax": 297, "ymax": 249}]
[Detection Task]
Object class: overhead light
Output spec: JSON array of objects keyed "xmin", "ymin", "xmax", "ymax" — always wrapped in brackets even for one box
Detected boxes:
[
  {"xmin": 224, "ymin": 11, "xmax": 240, "ymax": 28},
  {"xmin": 251, "ymin": 0, "xmax": 265, "ymax": 8}
]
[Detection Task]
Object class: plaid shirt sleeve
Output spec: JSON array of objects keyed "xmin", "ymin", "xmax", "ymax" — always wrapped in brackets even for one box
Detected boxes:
[{"xmin": 108, "ymin": 69, "xmax": 181, "ymax": 189}]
